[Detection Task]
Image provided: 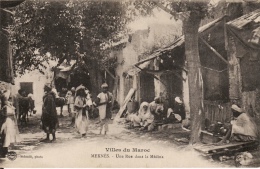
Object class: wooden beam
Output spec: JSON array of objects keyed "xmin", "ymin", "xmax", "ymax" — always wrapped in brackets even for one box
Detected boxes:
[
  {"xmin": 224, "ymin": 17, "xmax": 228, "ymax": 50},
  {"xmin": 152, "ymin": 1, "xmax": 190, "ymax": 21},
  {"xmin": 134, "ymin": 52, "xmax": 159, "ymax": 67},
  {"xmin": 103, "ymin": 66, "xmax": 116, "ymax": 80},
  {"xmin": 199, "ymin": 36, "xmax": 230, "ymax": 65},
  {"xmin": 135, "ymin": 65, "xmax": 167, "ymax": 87}
]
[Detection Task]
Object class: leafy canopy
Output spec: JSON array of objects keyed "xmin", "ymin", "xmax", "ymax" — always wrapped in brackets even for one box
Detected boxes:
[{"xmin": 10, "ymin": 0, "xmax": 152, "ymax": 75}]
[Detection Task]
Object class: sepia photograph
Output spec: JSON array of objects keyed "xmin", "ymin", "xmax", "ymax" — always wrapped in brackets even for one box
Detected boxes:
[{"xmin": 1, "ymin": 0, "xmax": 260, "ymax": 167}]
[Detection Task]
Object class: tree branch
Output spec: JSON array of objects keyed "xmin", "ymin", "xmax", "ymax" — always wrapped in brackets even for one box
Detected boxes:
[
  {"xmin": 151, "ymin": 1, "xmax": 177, "ymax": 17},
  {"xmin": 151, "ymin": 1, "xmax": 190, "ymax": 21}
]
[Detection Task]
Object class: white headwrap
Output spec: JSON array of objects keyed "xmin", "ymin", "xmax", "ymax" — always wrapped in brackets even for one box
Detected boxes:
[
  {"xmin": 175, "ymin": 97, "xmax": 182, "ymax": 104},
  {"xmin": 101, "ymin": 83, "xmax": 108, "ymax": 88},
  {"xmin": 231, "ymin": 104, "xmax": 242, "ymax": 113}
]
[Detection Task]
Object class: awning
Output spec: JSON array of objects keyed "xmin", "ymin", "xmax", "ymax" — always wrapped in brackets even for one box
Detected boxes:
[
  {"xmin": 54, "ymin": 60, "xmax": 76, "ymax": 79},
  {"xmin": 126, "ymin": 50, "xmax": 163, "ymax": 76},
  {"xmin": 126, "ymin": 60, "xmax": 152, "ymax": 76},
  {"xmin": 227, "ymin": 9, "xmax": 260, "ymax": 50},
  {"xmin": 227, "ymin": 9, "xmax": 260, "ymax": 29},
  {"xmin": 126, "ymin": 16, "xmax": 225, "ymax": 76}
]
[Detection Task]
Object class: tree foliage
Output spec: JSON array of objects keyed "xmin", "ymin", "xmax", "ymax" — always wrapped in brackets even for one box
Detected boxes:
[
  {"xmin": 9, "ymin": 0, "xmax": 153, "ymax": 75},
  {"xmin": 10, "ymin": 0, "xmax": 83, "ymax": 74}
]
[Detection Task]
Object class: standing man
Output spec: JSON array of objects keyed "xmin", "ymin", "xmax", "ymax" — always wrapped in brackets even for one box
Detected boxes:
[
  {"xmin": 41, "ymin": 83, "xmax": 58, "ymax": 142},
  {"xmin": 12, "ymin": 89, "xmax": 23, "ymax": 120},
  {"xmin": 67, "ymin": 87, "xmax": 76, "ymax": 126},
  {"xmin": 66, "ymin": 87, "xmax": 76, "ymax": 115},
  {"xmin": 95, "ymin": 83, "xmax": 113, "ymax": 135}
]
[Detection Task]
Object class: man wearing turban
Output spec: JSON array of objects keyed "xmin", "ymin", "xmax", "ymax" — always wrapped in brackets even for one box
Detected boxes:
[
  {"xmin": 95, "ymin": 83, "xmax": 113, "ymax": 135},
  {"xmin": 40, "ymin": 83, "xmax": 58, "ymax": 142},
  {"xmin": 219, "ymin": 104, "xmax": 258, "ymax": 144}
]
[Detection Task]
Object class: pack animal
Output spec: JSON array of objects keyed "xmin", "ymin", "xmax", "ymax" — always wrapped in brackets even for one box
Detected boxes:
[
  {"xmin": 55, "ymin": 97, "xmax": 67, "ymax": 117},
  {"xmin": 18, "ymin": 97, "xmax": 31, "ymax": 125}
]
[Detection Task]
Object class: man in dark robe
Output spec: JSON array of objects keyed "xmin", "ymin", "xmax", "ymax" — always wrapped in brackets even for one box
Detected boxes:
[{"xmin": 41, "ymin": 83, "xmax": 58, "ymax": 142}]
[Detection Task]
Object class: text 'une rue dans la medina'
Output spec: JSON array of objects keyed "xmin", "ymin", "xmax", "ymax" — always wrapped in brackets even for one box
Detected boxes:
[{"xmin": 90, "ymin": 148, "xmax": 164, "ymax": 159}]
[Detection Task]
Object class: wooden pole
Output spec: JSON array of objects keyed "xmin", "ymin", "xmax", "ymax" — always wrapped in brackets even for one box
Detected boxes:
[{"xmin": 103, "ymin": 66, "xmax": 116, "ymax": 79}]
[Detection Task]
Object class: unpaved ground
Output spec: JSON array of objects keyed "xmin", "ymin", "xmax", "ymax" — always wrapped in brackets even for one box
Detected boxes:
[{"xmin": 0, "ymin": 108, "xmax": 238, "ymax": 167}]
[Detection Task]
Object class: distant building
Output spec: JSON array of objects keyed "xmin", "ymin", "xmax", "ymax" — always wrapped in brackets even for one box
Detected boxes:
[
  {"xmin": 13, "ymin": 61, "xmax": 54, "ymax": 110},
  {"xmin": 110, "ymin": 22, "xmax": 181, "ymax": 105}
]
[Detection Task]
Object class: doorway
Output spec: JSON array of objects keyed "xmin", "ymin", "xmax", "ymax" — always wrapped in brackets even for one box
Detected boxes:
[{"xmin": 20, "ymin": 82, "xmax": 33, "ymax": 95}]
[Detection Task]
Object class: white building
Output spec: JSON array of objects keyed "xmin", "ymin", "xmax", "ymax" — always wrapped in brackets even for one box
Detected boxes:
[{"xmin": 12, "ymin": 61, "xmax": 55, "ymax": 111}]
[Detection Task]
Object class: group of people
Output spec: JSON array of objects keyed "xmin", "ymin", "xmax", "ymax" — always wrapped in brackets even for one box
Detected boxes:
[
  {"xmin": 126, "ymin": 95, "xmax": 259, "ymax": 144},
  {"xmin": 0, "ymin": 87, "xmax": 37, "ymax": 157},
  {"xmin": 127, "ymin": 96, "xmax": 186, "ymax": 131},
  {"xmin": 0, "ymin": 81, "xmax": 259, "ymax": 157},
  {"xmin": 40, "ymin": 82, "xmax": 113, "ymax": 142}
]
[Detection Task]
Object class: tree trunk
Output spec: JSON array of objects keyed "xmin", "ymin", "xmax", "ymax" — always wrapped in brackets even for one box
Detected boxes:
[
  {"xmin": 88, "ymin": 60, "xmax": 103, "ymax": 99},
  {"xmin": 183, "ymin": 12, "xmax": 203, "ymax": 145}
]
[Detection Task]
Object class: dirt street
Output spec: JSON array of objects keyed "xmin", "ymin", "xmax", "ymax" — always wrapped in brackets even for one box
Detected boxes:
[{"xmin": 1, "ymin": 109, "xmax": 232, "ymax": 168}]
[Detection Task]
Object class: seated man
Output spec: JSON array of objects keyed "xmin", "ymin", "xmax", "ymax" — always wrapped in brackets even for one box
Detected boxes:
[
  {"xmin": 165, "ymin": 108, "xmax": 182, "ymax": 124},
  {"xmin": 149, "ymin": 97, "xmax": 164, "ymax": 122},
  {"xmin": 164, "ymin": 97, "xmax": 185, "ymax": 124},
  {"xmin": 172, "ymin": 97, "xmax": 185, "ymax": 121},
  {"xmin": 130, "ymin": 101, "xmax": 155, "ymax": 131},
  {"xmin": 140, "ymin": 103, "xmax": 155, "ymax": 131},
  {"xmin": 220, "ymin": 104, "xmax": 258, "ymax": 144},
  {"xmin": 129, "ymin": 102, "xmax": 149, "ymax": 128}
]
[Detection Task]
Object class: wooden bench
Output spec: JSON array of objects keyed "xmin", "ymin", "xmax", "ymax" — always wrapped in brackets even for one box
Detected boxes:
[{"xmin": 194, "ymin": 141, "xmax": 259, "ymax": 158}]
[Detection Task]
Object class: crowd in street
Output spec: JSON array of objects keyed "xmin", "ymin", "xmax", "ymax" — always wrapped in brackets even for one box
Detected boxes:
[
  {"xmin": 0, "ymin": 81, "xmax": 259, "ymax": 158},
  {"xmin": 40, "ymin": 83, "xmax": 114, "ymax": 142},
  {"xmin": 0, "ymin": 82, "xmax": 113, "ymax": 157}
]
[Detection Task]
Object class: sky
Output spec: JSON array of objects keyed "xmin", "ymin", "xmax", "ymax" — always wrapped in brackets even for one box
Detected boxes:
[
  {"xmin": 128, "ymin": 8, "xmax": 182, "ymax": 32},
  {"xmin": 127, "ymin": 0, "xmax": 225, "ymax": 32}
]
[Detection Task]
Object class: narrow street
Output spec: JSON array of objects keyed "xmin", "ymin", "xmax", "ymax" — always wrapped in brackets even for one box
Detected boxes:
[
  {"xmin": 0, "ymin": 108, "xmax": 228, "ymax": 168},
  {"xmin": 1, "ymin": 0, "xmax": 260, "ymax": 168}
]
